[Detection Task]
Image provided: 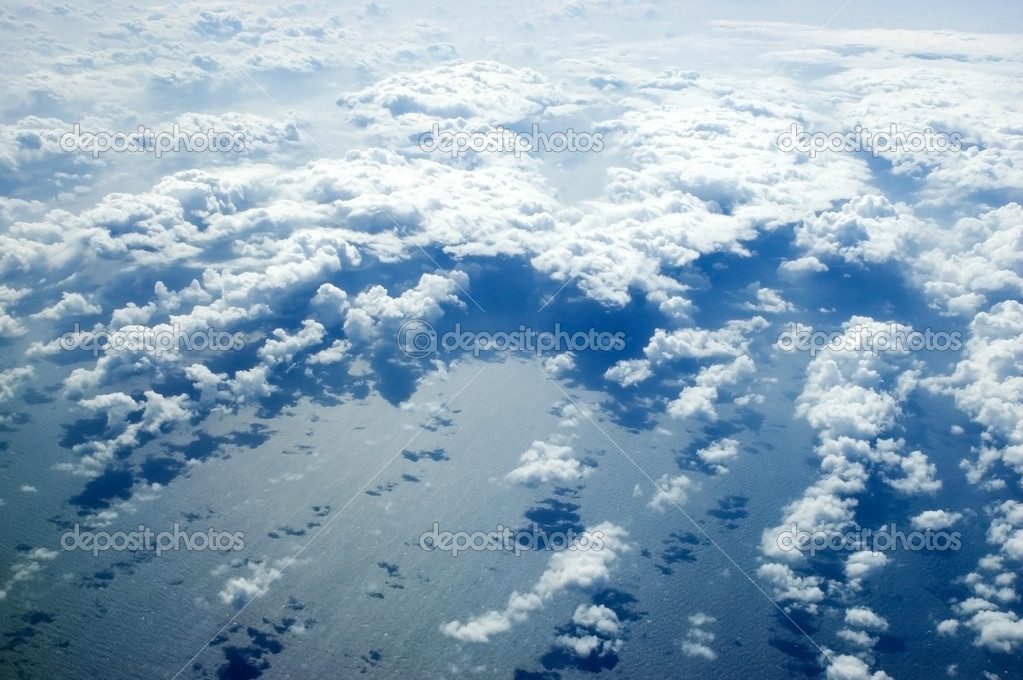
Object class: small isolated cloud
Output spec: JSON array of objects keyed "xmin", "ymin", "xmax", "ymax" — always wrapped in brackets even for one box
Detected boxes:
[
  {"xmin": 744, "ymin": 286, "xmax": 794, "ymax": 313},
  {"xmin": 649, "ymin": 473, "xmax": 694, "ymax": 511},
  {"xmin": 696, "ymin": 438, "xmax": 740, "ymax": 473},
  {"xmin": 604, "ymin": 358, "xmax": 651, "ymax": 387},
  {"xmin": 911, "ymin": 509, "xmax": 963, "ymax": 531},
  {"xmin": 505, "ymin": 438, "xmax": 590, "ymax": 485},
  {"xmin": 780, "ymin": 255, "xmax": 828, "ymax": 273},
  {"xmin": 845, "ymin": 550, "xmax": 889, "ymax": 589},
  {"xmin": 218, "ymin": 561, "xmax": 282, "ymax": 607},
  {"xmin": 845, "ymin": 607, "xmax": 889, "ymax": 631},
  {"xmin": 543, "ymin": 352, "xmax": 576, "ymax": 377},
  {"xmin": 555, "ymin": 604, "xmax": 623, "ymax": 660}
]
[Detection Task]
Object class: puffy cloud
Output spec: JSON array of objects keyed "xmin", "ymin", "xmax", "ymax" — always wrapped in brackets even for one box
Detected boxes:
[
  {"xmin": 845, "ymin": 607, "xmax": 889, "ymax": 631},
  {"xmin": 795, "ymin": 194, "xmax": 919, "ymax": 265},
  {"xmin": 571, "ymin": 604, "xmax": 621, "ymax": 636},
  {"xmin": 604, "ymin": 358, "xmax": 652, "ymax": 387},
  {"xmin": 943, "ymin": 501, "xmax": 1023, "ymax": 652},
  {"xmin": 649, "ymin": 473, "xmax": 694, "ymax": 512},
  {"xmin": 555, "ymin": 604, "xmax": 624, "ymax": 659},
  {"xmin": 644, "ymin": 318, "xmax": 768, "ymax": 363},
  {"xmin": 744, "ymin": 286, "xmax": 795, "ymax": 313},
  {"xmin": 681, "ymin": 613, "xmax": 717, "ymax": 660},
  {"xmin": 257, "ymin": 319, "xmax": 326, "ymax": 365},
  {"xmin": 505, "ymin": 438, "xmax": 590, "ymax": 486},
  {"xmin": 911, "ymin": 204, "xmax": 1023, "ymax": 315},
  {"xmin": 56, "ymin": 390, "xmax": 193, "ymax": 475},
  {"xmin": 987, "ymin": 500, "xmax": 1023, "ymax": 562},
  {"xmin": 338, "ymin": 60, "xmax": 565, "ymax": 136},
  {"xmin": 0, "ymin": 366, "xmax": 34, "ymax": 403},
  {"xmin": 883, "ymin": 449, "xmax": 941, "ymax": 494},
  {"xmin": 667, "ymin": 355, "xmax": 756, "ymax": 421},
  {"xmin": 696, "ymin": 438, "xmax": 740, "ymax": 464},
  {"xmin": 441, "ymin": 523, "xmax": 627, "ymax": 642},
  {"xmin": 306, "ymin": 339, "xmax": 353, "ymax": 366},
  {"xmin": 542, "ymin": 352, "xmax": 576, "ymax": 377},
  {"xmin": 29, "ymin": 291, "xmax": 102, "ymax": 320},
  {"xmin": 824, "ymin": 654, "xmax": 893, "ymax": 680},
  {"xmin": 844, "ymin": 550, "xmax": 889, "ymax": 591},
  {"xmin": 927, "ymin": 301, "xmax": 1023, "ymax": 486},
  {"xmin": 756, "ymin": 562, "xmax": 825, "ymax": 614},
  {"xmin": 344, "ymin": 271, "xmax": 468, "ymax": 342},
  {"xmin": 218, "ymin": 561, "xmax": 283, "ymax": 607},
  {"xmin": 911, "ymin": 509, "xmax": 963, "ymax": 531}
]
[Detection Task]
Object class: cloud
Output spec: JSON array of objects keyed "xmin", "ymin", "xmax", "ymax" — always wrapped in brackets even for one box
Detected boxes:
[
  {"xmin": 795, "ymin": 194, "xmax": 919, "ymax": 265},
  {"xmin": 911, "ymin": 509, "xmax": 963, "ymax": 531},
  {"xmin": 927, "ymin": 301, "xmax": 1023, "ymax": 487},
  {"xmin": 218, "ymin": 561, "xmax": 282, "ymax": 608},
  {"xmin": 824, "ymin": 654, "xmax": 893, "ymax": 680},
  {"xmin": 681, "ymin": 613, "xmax": 717, "ymax": 660},
  {"xmin": 604, "ymin": 358, "xmax": 652, "ymax": 387},
  {"xmin": 845, "ymin": 607, "xmax": 889, "ymax": 631},
  {"xmin": 756, "ymin": 562, "xmax": 825, "ymax": 614},
  {"xmin": 667, "ymin": 355, "xmax": 756, "ymax": 421},
  {"xmin": 844, "ymin": 550, "xmax": 888, "ymax": 589},
  {"xmin": 257, "ymin": 319, "xmax": 326, "ymax": 365},
  {"xmin": 644, "ymin": 319, "xmax": 768, "ymax": 362},
  {"xmin": 744, "ymin": 286, "xmax": 795, "ymax": 313},
  {"xmin": 505, "ymin": 438, "xmax": 591, "ymax": 486},
  {"xmin": 542, "ymin": 352, "xmax": 576, "ymax": 377},
  {"xmin": 0, "ymin": 548, "xmax": 58, "ymax": 601},
  {"xmin": 30, "ymin": 291, "xmax": 102, "ymax": 320},
  {"xmin": 55, "ymin": 390, "xmax": 193, "ymax": 475},
  {"xmin": 649, "ymin": 473, "xmax": 694, "ymax": 512},
  {"xmin": 0, "ymin": 366, "xmax": 33, "ymax": 403},
  {"xmin": 441, "ymin": 522, "xmax": 627, "ymax": 642},
  {"xmin": 555, "ymin": 604, "xmax": 624, "ymax": 659},
  {"xmin": 344, "ymin": 271, "xmax": 468, "ymax": 342},
  {"xmin": 695, "ymin": 438, "xmax": 740, "ymax": 473},
  {"xmin": 883, "ymin": 450, "xmax": 941, "ymax": 494}
]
